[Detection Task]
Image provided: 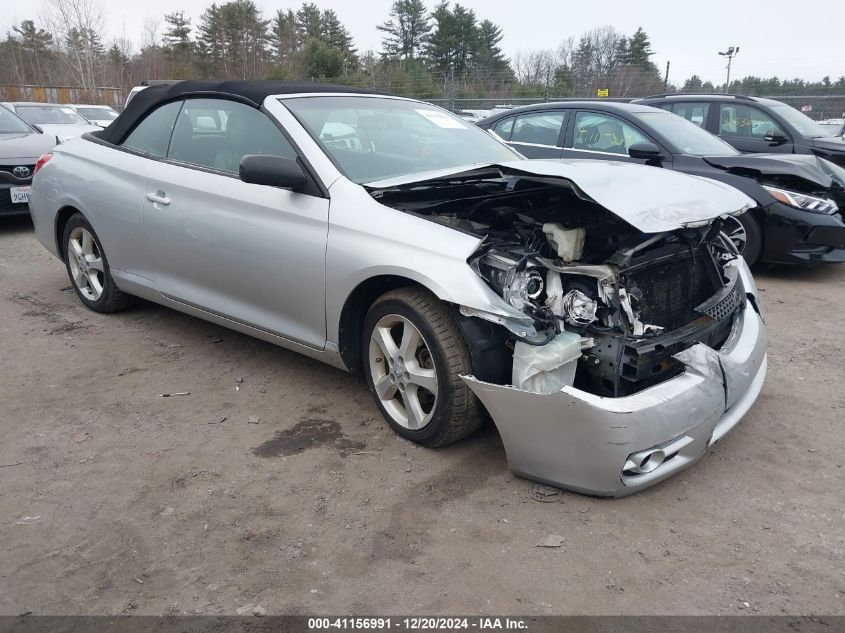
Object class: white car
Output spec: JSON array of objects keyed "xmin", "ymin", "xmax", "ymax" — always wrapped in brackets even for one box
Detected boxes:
[
  {"xmin": 1, "ymin": 102, "xmax": 100, "ymax": 142},
  {"xmin": 28, "ymin": 81, "xmax": 767, "ymax": 496},
  {"xmin": 67, "ymin": 104, "xmax": 120, "ymax": 128}
]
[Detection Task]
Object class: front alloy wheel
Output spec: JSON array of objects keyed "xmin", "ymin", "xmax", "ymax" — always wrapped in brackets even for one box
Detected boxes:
[
  {"xmin": 362, "ymin": 287, "xmax": 483, "ymax": 447},
  {"xmin": 368, "ymin": 314, "xmax": 439, "ymax": 431},
  {"xmin": 723, "ymin": 213, "xmax": 763, "ymax": 265}
]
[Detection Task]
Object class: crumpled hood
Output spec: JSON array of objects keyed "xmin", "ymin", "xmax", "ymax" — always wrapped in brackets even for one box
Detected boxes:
[
  {"xmin": 367, "ymin": 159, "xmax": 755, "ymax": 233},
  {"xmin": 703, "ymin": 152, "xmax": 845, "ymax": 191}
]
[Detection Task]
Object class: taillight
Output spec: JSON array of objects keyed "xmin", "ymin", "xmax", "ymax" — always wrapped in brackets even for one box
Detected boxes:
[{"xmin": 34, "ymin": 153, "xmax": 53, "ymax": 175}]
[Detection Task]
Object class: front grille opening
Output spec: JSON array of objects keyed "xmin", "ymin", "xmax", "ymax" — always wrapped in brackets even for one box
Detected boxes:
[{"xmin": 622, "ymin": 245, "xmax": 718, "ymax": 332}]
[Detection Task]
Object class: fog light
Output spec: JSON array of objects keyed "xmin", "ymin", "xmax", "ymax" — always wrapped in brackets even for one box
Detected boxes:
[{"xmin": 623, "ymin": 449, "xmax": 666, "ymax": 475}]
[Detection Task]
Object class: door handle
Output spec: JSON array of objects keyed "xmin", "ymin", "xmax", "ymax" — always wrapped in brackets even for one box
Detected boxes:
[{"xmin": 145, "ymin": 191, "xmax": 170, "ymax": 206}]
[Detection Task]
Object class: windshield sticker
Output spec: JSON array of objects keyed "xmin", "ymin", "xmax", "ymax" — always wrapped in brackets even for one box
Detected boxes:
[{"xmin": 415, "ymin": 109, "xmax": 467, "ymax": 129}]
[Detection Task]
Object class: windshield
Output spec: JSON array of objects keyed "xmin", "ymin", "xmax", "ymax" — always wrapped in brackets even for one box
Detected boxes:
[
  {"xmin": 76, "ymin": 107, "xmax": 119, "ymax": 122},
  {"xmin": 634, "ymin": 111, "xmax": 739, "ymax": 156},
  {"xmin": 0, "ymin": 106, "xmax": 34, "ymax": 134},
  {"xmin": 770, "ymin": 104, "xmax": 831, "ymax": 138},
  {"xmin": 15, "ymin": 105, "xmax": 89, "ymax": 126},
  {"xmin": 283, "ymin": 96, "xmax": 520, "ymax": 184}
]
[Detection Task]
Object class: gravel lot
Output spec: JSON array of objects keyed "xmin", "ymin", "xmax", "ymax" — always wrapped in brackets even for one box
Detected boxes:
[{"xmin": 2, "ymin": 214, "xmax": 844, "ymax": 616}]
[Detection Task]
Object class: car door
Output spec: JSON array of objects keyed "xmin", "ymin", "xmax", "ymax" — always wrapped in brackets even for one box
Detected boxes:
[
  {"xmin": 142, "ymin": 97, "xmax": 329, "ymax": 350},
  {"xmin": 491, "ymin": 110, "xmax": 567, "ymax": 158},
  {"xmin": 562, "ymin": 110, "xmax": 661, "ymax": 164},
  {"xmin": 716, "ymin": 102, "xmax": 794, "ymax": 154}
]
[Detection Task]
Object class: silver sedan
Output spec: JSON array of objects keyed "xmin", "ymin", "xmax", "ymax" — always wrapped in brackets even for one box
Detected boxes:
[{"xmin": 28, "ymin": 82, "xmax": 767, "ymax": 496}]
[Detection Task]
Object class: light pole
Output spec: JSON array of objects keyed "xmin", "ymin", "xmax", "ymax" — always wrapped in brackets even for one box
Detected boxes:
[{"xmin": 718, "ymin": 46, "xmax": 740, "ymax": 93}]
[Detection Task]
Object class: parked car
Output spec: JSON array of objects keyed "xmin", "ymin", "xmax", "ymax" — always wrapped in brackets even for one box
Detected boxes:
[
  {"xmin": 125, "ymin": 80, "xmax": 178, "ymax": 108},
  {"xmin": 67, "ymin": 104, "xmax": 120, "ymax": 127},
  {"xmin": 633, "ymin": 94, "xmax": 845, "ymax": 167},
  {"xmin": 816, "ymin": 118, "xmax": 845, "ymax": 138},
  {"xmin": 0, "ymin": 105, "xmax": 57, "ymax": 217},
  {"xmin": 1, "ymin": 102, "xmax": 100, "ymax": 142},
  {"xmin": 29, "ymin": 81, "xmax": 767, "ymax": 497},
  {"xmin": 477, "ymin": 101, "xmax": 845, "ymax": 265},
  {"xmin": 454, "ymin": 109, "xmax": 489, "ymax": 123}
]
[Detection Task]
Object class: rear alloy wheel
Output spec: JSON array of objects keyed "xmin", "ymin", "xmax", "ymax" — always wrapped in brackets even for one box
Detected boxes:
[
  {"xmin": 363, "ymin": 288, "xmax": 483, "ymax": 447},
  {"xmin": 723, "ymin": 213, "xmax": 763, "ymax": 265},
  {"xmin": 63, "ymin": 213, "xmax": 135, "ymax": 313}
]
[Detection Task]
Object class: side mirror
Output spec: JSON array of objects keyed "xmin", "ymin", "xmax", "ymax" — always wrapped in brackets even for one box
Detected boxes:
[
  {"xmin": 763, "ymin": 129, "xmax": 789, "ymax": 144},
  {"xmin": 628, "ymin": 141, "xmax": 665, "ymax": 162},
  {"xmin": 239, "ymin": 155, "xmax": 307, "ymax": 191}
]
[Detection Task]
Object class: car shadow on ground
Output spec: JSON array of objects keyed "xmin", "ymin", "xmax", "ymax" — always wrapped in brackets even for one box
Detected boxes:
[
  {"xmin": 752, "ymin": 261, "xmax": 845, "ymax": 284},
  {"xmin": 117, "ymin": 296, "xmax": 507, "ymax": 452},
  {"xmin": 0, "ymin": 214, "xmax": 34, "ymax": 234}
]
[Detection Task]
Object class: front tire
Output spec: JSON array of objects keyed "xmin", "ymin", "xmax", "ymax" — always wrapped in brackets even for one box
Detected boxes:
[
  {"xmin": 362, "ymin": 287, "xmax": 483, "ymax": 448},
  {"xmin": 725, "ymin": 212, "xmax": 763, "ymax": 265},
  {"xmin": 62, "ymin": 213, "xmax": 135, "ymax": 313}
]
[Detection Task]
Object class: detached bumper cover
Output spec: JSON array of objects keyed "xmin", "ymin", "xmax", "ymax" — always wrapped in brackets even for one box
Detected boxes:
[{"xmin": 462, "ymin": 261, "xmax": 767, "ymax": 497}]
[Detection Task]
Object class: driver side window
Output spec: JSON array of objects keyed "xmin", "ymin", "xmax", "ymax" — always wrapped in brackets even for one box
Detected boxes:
[
  {"xmin": 167, "ymin": 98, "xmax": 297, "ymax": 173},
  {"xmin": 572, "ymin": 111, "xmax": 649, "ymax": 154}
]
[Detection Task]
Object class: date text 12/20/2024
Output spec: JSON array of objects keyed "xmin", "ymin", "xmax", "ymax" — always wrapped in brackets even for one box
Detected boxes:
[{"xmin": 308, "ymin": 617, "xmax": 529, "ymax": 630}]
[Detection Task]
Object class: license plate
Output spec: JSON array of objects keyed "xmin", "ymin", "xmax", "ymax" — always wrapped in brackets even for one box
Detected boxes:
[{"xmin": 10, "ymin": 186, "xmax": 30, "ymax": 204}]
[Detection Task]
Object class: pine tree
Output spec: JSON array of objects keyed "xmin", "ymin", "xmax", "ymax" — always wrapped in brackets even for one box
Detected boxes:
[
  {"xmin": 625, "ymin": 27, "xmax": 654, "ymax": 68},
  {"xmin": 12, "ymin": 20, "xmax": 53, "ymax": 85},
  {"xmin": 377, "ymin": 0, "xmax": 430, "ymax": 61}
]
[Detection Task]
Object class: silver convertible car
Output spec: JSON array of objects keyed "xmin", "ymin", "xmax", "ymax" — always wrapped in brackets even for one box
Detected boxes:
[{"xmin": 29, "ymin": 81, "xmax": 767, "ymax": 496}]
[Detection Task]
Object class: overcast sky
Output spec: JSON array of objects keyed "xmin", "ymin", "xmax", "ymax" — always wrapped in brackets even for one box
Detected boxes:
[{"xmin": 4, "ymin": 0, "xmax": 844, "ymax": 85}]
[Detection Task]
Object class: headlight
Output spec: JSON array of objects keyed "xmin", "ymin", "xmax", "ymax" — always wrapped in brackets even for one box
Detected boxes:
[
  {"xmin": 762, "ymin": 185, "xmax": 838, "ymax": 214},
  {"xmin": 472, "ymin": 249, "xmax": 544, "ymax": 310}
]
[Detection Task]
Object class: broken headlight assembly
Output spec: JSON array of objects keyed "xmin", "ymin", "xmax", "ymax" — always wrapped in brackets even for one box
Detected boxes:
[
  {"xmin": 474, "ymin": 250, "xmax": 546, "ymax": 311},
  {"xmin": 762, "ymin": 185, "xmax": 839, "ymax": 214}
]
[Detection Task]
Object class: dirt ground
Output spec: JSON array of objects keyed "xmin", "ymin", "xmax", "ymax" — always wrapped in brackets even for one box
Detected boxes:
[{"xmin": 1, "ymin": 214, "xmax": 844, "ymax": 616}]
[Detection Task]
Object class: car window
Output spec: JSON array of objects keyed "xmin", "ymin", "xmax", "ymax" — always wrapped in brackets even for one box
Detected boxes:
[
  {"xmin": 719, "ymin": 104, "xmax": 784, "ymax": 139},
  {"xmin": 284, "ymin": 96, "xmax": 519, "ymax": 184},
  {"xmin": 76, "ymin": 107, "xmax": 119, "ymax": 122},
  {"xmin": 670, "ymin": 102, "xmax": 710, "ymax": 128},
  {"xmin": 15, "ymin": 105, "xmax": 89, "ymax": 125},
  {"xmin": 492, "ymin": 117, "xmax": 515, "ymax": 140},
  {"xmin": 167, "ymin": 98, "xmax": 297, "ymax": 173},
  {"xmin": 573, "ymin": 111, "xmax": 649, "ymax": 154},
  {"xmin": 121, "ymin": 101, "xmax": 182, "ymax": 157},
  {"xmin": 634, "ymin": 111, "xmax": 738, "ymax": 156},
  {"xmin": 0, "ymin": 105, "xmax": 33, "ymax": 134},
  {"xmin": 510, "ymin": 111, "xmax": 566, "ymax": 146}
]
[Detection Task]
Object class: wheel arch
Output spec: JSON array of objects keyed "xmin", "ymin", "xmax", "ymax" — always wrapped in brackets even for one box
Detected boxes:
[
  {"xmin": 55, "ymin": 205, "xmax": 84, "ymax": 258},
  {"xmin": 337, "ymin": 274, "xmax": 430, "ymax": 374}
]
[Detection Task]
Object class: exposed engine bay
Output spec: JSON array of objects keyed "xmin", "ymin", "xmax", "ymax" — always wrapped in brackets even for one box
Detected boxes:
[{"xmin": 371, "ymin": 173, "xmax": 748, "ymax": 398}]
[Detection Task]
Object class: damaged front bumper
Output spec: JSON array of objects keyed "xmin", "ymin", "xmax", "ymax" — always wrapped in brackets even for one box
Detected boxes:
[{"xmin": 462, "ymin": 261, "xmax": 767, "ymax": 497}]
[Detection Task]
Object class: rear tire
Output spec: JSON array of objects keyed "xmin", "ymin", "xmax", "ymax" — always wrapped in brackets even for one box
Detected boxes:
[
  {"xmin": 62, "ymin": 213, "xmax": 136, "ymax": 313},
  {"xmin": 362, "ymin": 287, "xmax": 483, "ymax": 448}
]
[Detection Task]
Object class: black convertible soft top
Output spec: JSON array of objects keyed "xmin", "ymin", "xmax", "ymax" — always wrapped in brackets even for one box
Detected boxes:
[{"xmin": 100, "ymin": 80, "xmax": 379, "ymax": 144}]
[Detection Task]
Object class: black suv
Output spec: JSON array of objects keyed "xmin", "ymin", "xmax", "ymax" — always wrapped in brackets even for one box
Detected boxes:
[
  {"xmin": 476, "ymin": 101, "xmax": 845, "ymax": 265},
  {"xmin": 633, "ymin": 93, "xmax": 845, "ymax": 167}
]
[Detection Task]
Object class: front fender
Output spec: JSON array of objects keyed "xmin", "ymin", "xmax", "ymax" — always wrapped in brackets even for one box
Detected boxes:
[{"xmin": 325, "ymin": 179, "xmax": 531, "ymax": 344}]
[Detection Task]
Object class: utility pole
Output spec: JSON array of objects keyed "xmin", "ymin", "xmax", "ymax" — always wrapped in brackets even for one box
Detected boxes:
[
  {"xmin": 663, "ymin": 60, "xmax": 670, "ymax": 91},
  {"xmin": 718, "ymin": 46, "xmax": 740, "ymax": 93}
]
